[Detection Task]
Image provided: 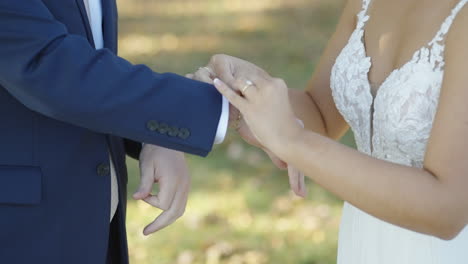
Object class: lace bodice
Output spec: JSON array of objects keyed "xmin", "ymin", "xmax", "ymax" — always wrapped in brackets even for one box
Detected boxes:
[{"xmin": 331, "ymin": 0, "xmax": 467, "ymax": 167}]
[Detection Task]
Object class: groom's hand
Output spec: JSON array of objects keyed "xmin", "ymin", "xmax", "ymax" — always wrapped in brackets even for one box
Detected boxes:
[
  {"xmin": 188, "ymin": 54, "xmax": 270, "ymax": 87},
  {"xmin": 133, "ymin": 144, "xmax": 190, "ymax": 235}
]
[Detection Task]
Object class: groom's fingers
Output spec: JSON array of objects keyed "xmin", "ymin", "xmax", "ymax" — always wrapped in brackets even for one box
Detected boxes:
[
  {"xmin": 143, "ymin": 180, "xmax": 189, "ymax": 235},
  {"xmin": 209, "ymin": 55, "xmax": 235, "ymax": 86},
  {"xmin": 133, "ymin": 160, "xmax": 155, "ymax": 200},
  {"xmin": 193, "ymin": 68, "xmax": 213, "ymax": 84},
  {"xmin": 150, "ymin": 173, "xmax": 178, "ymax": 211},
  {"xmin": 143, "ymin": 195, "xmax": 164, "ymax": 210}
]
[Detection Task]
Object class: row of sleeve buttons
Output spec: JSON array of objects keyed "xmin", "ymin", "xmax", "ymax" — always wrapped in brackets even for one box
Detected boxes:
[{"xmin": 146, "ymin": 120, "xmax": 190, "ymax": 140}]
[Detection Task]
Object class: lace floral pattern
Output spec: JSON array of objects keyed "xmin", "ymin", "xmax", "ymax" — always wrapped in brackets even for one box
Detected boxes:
[{"xmin": 330, "ymin": 0, "xmax": 468, "ymax": 167}]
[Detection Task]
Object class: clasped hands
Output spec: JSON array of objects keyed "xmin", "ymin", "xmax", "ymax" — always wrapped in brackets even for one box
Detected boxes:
[
  {"xmin": 189, "ymin": 54, "xmax": 306, "ymax": 197},
  {"xmin": 133, "ymin": 54, "xmax": 306, "ymax": 236}
]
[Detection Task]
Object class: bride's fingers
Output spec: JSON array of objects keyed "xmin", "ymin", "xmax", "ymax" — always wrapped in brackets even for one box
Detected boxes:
[
  {"xmin": 213, "ymin": 78, "xmax": 247, "ymax": 111},
  {"xmin": 297, "ymin": 170, "xmax": 307, "ymax": 197},
  {"xmin": 299, "ymin": 171, "xmax": 307, "ymax": 196},
  {"xmin": 288, "ymin": 166, "xmax": 307, "ymax": 198},
  {"xmin": 288, "ymin": 166, "xmax": 300, "ymax": 195},
  {"xmin": 263, "ymin": 147, "xmax": 306, "ymax": 197},
  {"xmin": 289, "ymin": 118, "xmax": 307, "ymax": 197},
  {"xmin": 264, "ymin": 148, "xmax": 288, "ymax": 170}
]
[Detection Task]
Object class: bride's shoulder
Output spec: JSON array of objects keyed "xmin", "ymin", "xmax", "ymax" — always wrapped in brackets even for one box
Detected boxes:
[
  {"xmin": 445, "ymin": 3, "xmax": 468, "ymax": 51},
  {"xmin": 339, "ymin": 0, "xmax": 364, "ymax": 27},
  {"xmin": 442, "ymin": 3, "xmax": 468, "ymax": 91},
  {"xmin": 345, "ymin": 0, "xmax": 363, "ymax": 14}
]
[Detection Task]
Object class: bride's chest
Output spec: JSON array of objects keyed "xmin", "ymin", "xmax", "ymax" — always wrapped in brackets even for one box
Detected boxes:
[{"xmin": 330, "ymin": 30, "xmax": 444, "ymax": 165}]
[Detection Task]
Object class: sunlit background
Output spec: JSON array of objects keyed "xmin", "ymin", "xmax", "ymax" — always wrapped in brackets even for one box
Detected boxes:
[{"xmin": 118, "ymin": 0, "xmax": 355, "ymax": 263}]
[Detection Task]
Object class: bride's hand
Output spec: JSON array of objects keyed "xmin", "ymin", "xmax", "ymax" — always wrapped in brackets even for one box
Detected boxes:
[
  {"xmin": 187, "ymin": 55, "xmax": 307, "ymax": 197},
  {"xmin": 236, "ymin": 110, "xmax": 307, "ymax": 197},
  {"xmin": 186, "ymin": 65, "xmax": 289, "ymax": 170},
  {"xmin": 188, "ymin": 54, "xmax": 285, "ymax": 156},
  {"xmin": 213, "ymin": 76, "xmax": 303, "ymax": 161}
]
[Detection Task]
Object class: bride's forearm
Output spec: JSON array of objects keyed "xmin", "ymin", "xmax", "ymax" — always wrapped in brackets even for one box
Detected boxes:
[
  {"xmin": 278, "ymin": 129, "xmax": 467, "ymax": 240},
  {"xmin": 288, "ymin": 88, "xmax": 327, "ymax": 136},
  {"xmin": 288, "ymin": 87, "xmax": 349, "ymax": 140}
]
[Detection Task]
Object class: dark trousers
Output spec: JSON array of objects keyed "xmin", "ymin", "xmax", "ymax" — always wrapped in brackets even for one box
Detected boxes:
[{"xmin": 106, "ymin": 208, "xmax": 124, "ymax": 264}]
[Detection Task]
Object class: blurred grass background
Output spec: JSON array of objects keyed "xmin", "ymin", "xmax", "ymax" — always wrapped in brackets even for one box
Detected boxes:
[{"xmin": 117, "ymin": 0, "xmax": 356, "ymax": 263}]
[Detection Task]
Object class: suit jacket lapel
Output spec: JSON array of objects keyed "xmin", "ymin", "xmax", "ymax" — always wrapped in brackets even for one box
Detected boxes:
[
  {"xmin": 75, "ymin": 0, "xmax": 118, "ymax": 52},
  {"xmin": 77, "ymin": 0, "xmax": 120, "ymax": 166},
  {"xmin": 75, "ymin": 0, "xmax": 96, "ymax": 48},
  {"xmin": 101, "ymin": 0, "xmax": 118, "ymax": 53},
  {"xmin": 101, "ymin": 1, "xmax": 123, "ymax": 196}
]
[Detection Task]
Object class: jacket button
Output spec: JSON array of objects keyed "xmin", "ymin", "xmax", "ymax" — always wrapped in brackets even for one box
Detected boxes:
[
  {"xmin": 178, "ymin": 128, "xmax": 190, "ymax": 139},
  {"xmin": 158, "ymin": 123, "xmax": 169, "ymax": 134},
  {"xmin": 97, "ymin": 163, "xmax": 110, "ymax": 176},
  {"xmin": 168, "ymin": 126, "xmax": 179, "ymax": 137},
  {"xmin": 147, "ymin": 120, "xmax": 160, "ymax": 131}
]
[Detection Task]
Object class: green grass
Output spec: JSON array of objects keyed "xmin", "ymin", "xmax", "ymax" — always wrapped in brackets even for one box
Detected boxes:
[{"xmin": 117, "ymin": 0, "xmax": 354, "ymax": 263}]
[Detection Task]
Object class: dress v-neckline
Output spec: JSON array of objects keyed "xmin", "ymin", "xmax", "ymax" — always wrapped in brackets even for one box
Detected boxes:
[
  {"xmin": 361, "ymin": 34, "xmax": 425, "ymax": 100},
  {"xmin": 361, "ymin": 26, "xmax": 435, "ymax": 153},
  {"xmin": 359, "ymin": 0, "xmax": 464, "ymax": 100}
]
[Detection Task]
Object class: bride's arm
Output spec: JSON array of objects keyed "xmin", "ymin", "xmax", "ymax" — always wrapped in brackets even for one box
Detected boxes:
[
  {"xmin": 282, "ymin": 129, "xmax": 467, "ymax": 241},
  {"xmin": 213, "ymin": 8, "xmax": 468, "ymax": 240},
  {"xmin": 288, "ymin": 0, "xmax": 360, "ymax": 139}
]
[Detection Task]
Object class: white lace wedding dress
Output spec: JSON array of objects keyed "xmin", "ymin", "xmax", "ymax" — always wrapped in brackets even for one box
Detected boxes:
[{"xmin": 330, "ymin": 0, "xmax": 468, "ymax": 263}]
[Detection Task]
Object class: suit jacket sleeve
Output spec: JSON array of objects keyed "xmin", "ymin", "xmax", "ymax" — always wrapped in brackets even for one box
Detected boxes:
[{"xmin": 0, "ymin": 0, "xmax": 222, "ymax": 157}]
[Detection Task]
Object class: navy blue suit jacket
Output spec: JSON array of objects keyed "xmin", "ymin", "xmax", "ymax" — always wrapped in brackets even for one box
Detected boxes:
[{"xmin": 0, "ymin": 0, "xmax": 222, "ymax": 263}]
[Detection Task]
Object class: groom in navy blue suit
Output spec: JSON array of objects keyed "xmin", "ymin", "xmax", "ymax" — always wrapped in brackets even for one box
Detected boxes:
[{"xmin": 0, "ymin": 0, "xmax": 226, "ymax": 263}]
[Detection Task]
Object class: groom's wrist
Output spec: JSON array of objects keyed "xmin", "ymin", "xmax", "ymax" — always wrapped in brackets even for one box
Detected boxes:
[{"xmin": 213, "ymin": 96, "xmax": 229, "ymax": 144}]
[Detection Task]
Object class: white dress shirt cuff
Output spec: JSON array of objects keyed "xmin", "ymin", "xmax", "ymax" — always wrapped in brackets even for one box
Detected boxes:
[{"xmin": 214, "ymin": 96, "xmax": 229, "ymax": 144}]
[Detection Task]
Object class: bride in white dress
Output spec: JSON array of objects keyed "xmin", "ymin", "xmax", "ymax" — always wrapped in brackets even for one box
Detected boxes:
[{"xmin": 192, "ymin": 0, "xmax": 468, "ymax": 262}]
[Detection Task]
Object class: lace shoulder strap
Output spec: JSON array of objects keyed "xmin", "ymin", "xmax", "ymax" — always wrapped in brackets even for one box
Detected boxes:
[
  {"xmin": 429, "ymin": 0, "xmax": 468, "ymax": 45},
  {"xmin": 356, "ymin": 0, "xmax": 372, "ymax": 29},
  {"xmin": 424, "ymin": 0, "xmax": 468, "ymax": 70}
]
